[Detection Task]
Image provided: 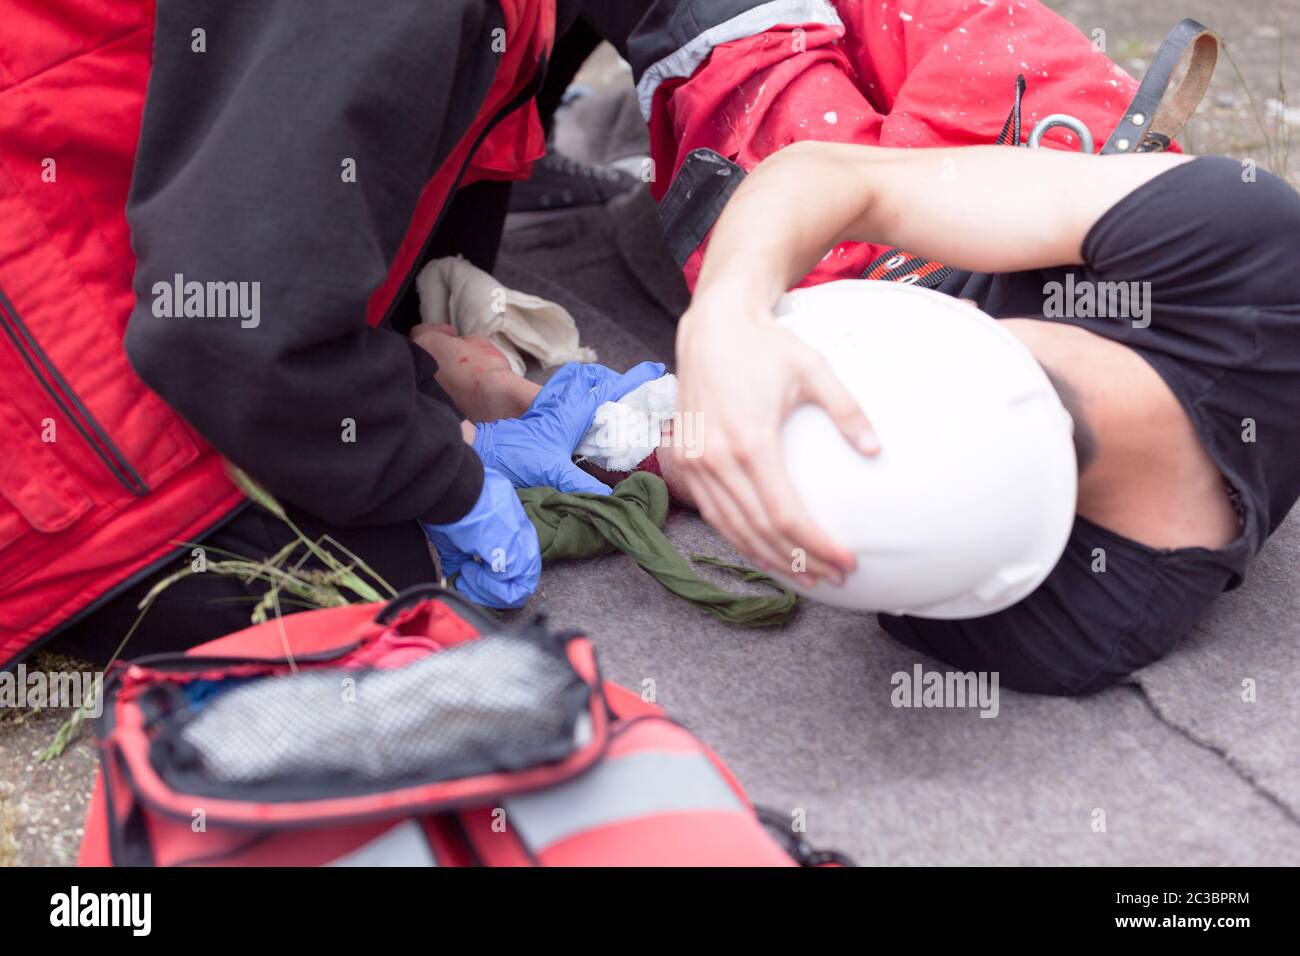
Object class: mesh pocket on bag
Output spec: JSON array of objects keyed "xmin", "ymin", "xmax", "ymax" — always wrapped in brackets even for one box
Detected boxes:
[{"xmin": 161, "ymin": 632, "xmax": 590, "ymax": 798}]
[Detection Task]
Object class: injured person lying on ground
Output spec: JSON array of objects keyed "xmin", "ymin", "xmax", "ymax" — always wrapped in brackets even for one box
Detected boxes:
[
  {"xmin": 416, "ymin": 142, "xmax": 1300, "ymax": 696},
  {"xmin": 665, "ymin": 142, "xmax": 1300, "ymax": 695}
]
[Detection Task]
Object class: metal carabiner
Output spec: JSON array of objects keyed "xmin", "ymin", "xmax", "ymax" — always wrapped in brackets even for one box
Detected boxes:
[{"xmin": 1027, "ymin": 113, "xmax": 1094, "ymax": 154}]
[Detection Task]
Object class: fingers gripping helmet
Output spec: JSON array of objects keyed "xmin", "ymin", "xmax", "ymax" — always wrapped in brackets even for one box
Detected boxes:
[{"xmin": 772, "ymin": 280, "xmax": 1077, "ymax": 619}]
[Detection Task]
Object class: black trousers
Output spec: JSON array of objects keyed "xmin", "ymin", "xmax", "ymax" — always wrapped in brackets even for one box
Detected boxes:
[{"xmin": 54, "ymin": 503, "xmax": 438, "ymax": 665}]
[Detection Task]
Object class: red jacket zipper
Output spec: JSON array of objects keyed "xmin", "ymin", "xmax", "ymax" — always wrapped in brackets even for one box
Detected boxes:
[{"xmin": 0, "ymin": 284, "xmax": 147, "ymax": 496}]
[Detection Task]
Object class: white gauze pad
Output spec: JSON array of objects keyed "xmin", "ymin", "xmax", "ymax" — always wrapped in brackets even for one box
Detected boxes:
[{"xmin": 575, "ymin": 373, "xmax": 678, "ymax": 472}]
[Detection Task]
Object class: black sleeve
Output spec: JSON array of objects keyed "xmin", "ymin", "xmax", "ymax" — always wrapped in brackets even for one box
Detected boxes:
[
  {"xmin": 579, "ymin": 0, "xmax": 766, "ymax": 79},
  {"xmin": 124, "ymin": 0, "xmax": 502, "ymax": 526},
  {"xmin": 1082, "ymin": 155, "xmax": 1300, "ymax": 310}
]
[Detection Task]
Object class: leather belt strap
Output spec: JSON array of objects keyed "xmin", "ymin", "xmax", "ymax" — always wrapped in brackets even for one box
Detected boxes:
[{"xmin": 1102, "ymin": 17, "xmax": 1220, "ymax": 155}]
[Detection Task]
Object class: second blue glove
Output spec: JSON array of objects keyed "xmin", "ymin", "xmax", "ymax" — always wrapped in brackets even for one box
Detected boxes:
[{"xmin": 420, "ymin": 466, "xmax": 541, "ymax": 609}]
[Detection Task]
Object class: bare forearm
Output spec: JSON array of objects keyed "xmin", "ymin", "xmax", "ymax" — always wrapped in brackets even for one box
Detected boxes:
[
  {"xmin": 690, "ymin": 142, "xmax": 1191, "ymax": 314},
  {"xmin": 691, "ymin": 144, "xmax": 869, "ymax": 310}
]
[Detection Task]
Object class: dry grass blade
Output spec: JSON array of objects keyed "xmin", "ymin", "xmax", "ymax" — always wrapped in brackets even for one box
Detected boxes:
[
  {"xmin": 41, "ymin": 469, "xmax": 398, "ymax": 758},
  {"xmin": 1220, "ymin": 38, "xmax": 1296, "ymax": 187},
  {"xmin": 225, "ymin": 463, "xmax": 287, "ymax": 520}
]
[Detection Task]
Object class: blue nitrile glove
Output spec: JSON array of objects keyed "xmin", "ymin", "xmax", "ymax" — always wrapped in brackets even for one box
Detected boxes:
[
  {"xmin": 421, "ymin": 467, "xmax": 541, "ymax": 609},
  {"xmin": 473, "ymin": 360, "xmax": 666, "ymax": 495}
]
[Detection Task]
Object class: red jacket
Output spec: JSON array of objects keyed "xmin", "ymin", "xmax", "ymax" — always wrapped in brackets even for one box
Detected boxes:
[
  {"xmin": 632, "ymin": 0, "xmax": 1147, "ymax": 288},
  {"xmin": 0, "ymin": 0, "xmax": 553, "ymax": 665}
]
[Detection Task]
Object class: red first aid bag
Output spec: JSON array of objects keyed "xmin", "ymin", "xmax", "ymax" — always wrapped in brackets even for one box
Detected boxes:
[{"xmin": 79, "ymin": 586, "xmax": 848, "ymax": 867}]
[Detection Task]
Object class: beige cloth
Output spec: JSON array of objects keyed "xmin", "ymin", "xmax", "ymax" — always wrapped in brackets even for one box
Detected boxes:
[{"xmin": 416, "ymin": 256, "xmax": 597, "ymax": 375}]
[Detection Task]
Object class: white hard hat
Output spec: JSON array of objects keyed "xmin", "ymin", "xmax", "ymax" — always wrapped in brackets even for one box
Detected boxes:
[{"xmin": 772, "ymin": 279, "xmax": 1077, "ymax": 618}]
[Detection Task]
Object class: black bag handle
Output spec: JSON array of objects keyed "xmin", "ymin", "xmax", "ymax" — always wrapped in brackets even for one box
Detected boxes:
[{"xmin": 373, "ymin": 583, "xmax": 500, "ymax": 630}]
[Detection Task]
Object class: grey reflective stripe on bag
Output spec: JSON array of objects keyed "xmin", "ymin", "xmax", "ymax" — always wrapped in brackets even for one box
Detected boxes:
[{"xmin": 503, "ymin": 750, "xmax": 745, "ymax": 850}]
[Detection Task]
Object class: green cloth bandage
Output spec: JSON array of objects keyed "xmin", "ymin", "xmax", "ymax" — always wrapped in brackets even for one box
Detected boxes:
[{"xmin": 518, "ymin": 471, "xmax": 798, "ymax": 627}]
